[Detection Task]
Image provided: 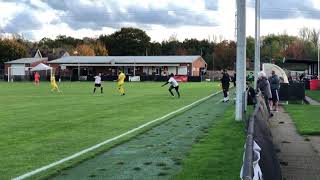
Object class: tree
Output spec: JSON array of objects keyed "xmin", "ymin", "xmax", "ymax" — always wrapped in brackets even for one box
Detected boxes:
[
  {"xmin": 246, "ymin": 37, "xmax": 255, "ymax": 62},
  {"xmin": 100, "ymin": 27, "xmax": 151, "ymax": 56},
  {"xmin": 260, "ymin": 34, "xmax": 297, "ymax": 63},
  {"xmin": 214, "ymin": 40, "xmax": 236, "ymax": 70},
  {"xmin": 282, "ymin": 39, "xmax": 317, "ymax": 60},
  {"xmin": 0, "ymin": 38, "xmax": 28, "ymax": 65},
  {"xmin": 176, "ymin": 47, "xmax": 188, "ymax": 55},
  {"xmin": 91, "ymin": 42, "xmax": 108, "ymax": 56},
  {"xmin": 284, "ymin": 40, "xmax": 305, "ymax": 59},
  {"xmin": 74, "ymin": 44, "xmax": 95, "ymax": 56},
  {"xmin": 298, "ymin": 27, "xmax": 320, "ymax": 46},
  {"xmin": 309, "ymin": 28, "xmax": 320, "ymax": 46},
  {"xmin": 55, "ymin": 35, "xmax": 83, "ymax": 48},
  {"xmin": 149, "ymin": 42, "xmax": 162, "ymax": 55},
  {"xmin": 161, "ymin": 40, "xmax": 181, "ymax": 55},
  {"xmin": 299, "ymin": 27, "xmax": 310, "ymax": 42}
]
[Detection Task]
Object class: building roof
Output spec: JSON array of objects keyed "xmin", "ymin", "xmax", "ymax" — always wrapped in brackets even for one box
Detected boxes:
[
  {"xmin": 31, "ymin": 63, "xmax": 52, "ymax": 71},
  {"xmin": 5, "ymin": 57, "xmax": 48, "ymax": 64},
  {"xmin": 49, "ymin": 56, "xmax": 202, "ymax": 64}
]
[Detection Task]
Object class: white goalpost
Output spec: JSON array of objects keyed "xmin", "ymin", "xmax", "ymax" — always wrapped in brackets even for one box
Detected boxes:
[
  {"xmin": 7, "ymin": 66, "xmax": 33, "ymax": 82},
  {"xmin": 7, "ymin": 64, "xmax": 53, "ymax": 82}
]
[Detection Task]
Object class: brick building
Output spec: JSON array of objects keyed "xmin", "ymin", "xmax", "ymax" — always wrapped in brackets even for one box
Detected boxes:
[{"xmin": 48, "ymin": 55, "xmax": 207, "ymax": 81}]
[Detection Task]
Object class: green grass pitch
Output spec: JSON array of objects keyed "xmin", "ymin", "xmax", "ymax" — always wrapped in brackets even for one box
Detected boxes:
[{"xmin": 0, "ymin": 81, "xmax": 220, "ymax": 179}]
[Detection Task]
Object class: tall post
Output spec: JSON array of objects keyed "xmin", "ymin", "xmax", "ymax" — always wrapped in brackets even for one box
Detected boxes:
[
  {"xmin": 254, "ymin": 0, "xmax": 260, "ymax": 89},
  {"xmin": 318, "ymin": 42, "xmax": 320, "ymax": 80},
  {"xmin": 8, "ymin": 67, "xmax": 10, "ymax": 82},
  {"xmin": 133, "ymin": 58, "xmax": 136, "ymax": 76},
  {"xmin": 235, "ymin": 0, "xmax": 246, "ymax": 121},
  {"xmin": 78, "ymin": 64, "xmax": 80, "ymax": 81},
  {"xmin": 212, "ymin": 52, "xmax": 214, "ymax": 81}
]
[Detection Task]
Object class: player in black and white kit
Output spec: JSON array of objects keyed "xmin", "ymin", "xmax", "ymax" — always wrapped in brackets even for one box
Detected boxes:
[
  {"xmin": 93, "ymin": 73, "xmax": 103, "ymax": 94},
  {"xmin": 161, "ymin": 73, "xmax": 180, "ymax": 98}
]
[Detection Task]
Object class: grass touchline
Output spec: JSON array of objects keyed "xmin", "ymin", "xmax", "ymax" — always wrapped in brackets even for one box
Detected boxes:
[{"xmin": 12, "ymin": 87, "xmax": 222, "ymax": 180}]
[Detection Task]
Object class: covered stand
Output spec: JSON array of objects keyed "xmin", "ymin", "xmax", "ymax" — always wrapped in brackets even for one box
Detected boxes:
[{"xmin": 31, "ymin": 63, "xmax": 53, "ymax": 77}]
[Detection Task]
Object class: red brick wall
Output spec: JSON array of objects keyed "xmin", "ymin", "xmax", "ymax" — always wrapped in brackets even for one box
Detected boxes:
[
  {"xmin": 4, "ymin": 64, "xmax": 10, "ymax": 74},
  {"xmin": 192, "ymin": 57, "xmax": 207, "ymax": 76}
]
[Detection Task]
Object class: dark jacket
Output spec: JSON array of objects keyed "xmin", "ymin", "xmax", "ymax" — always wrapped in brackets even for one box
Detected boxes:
[
  {"xmin": 268, "ymin": 74, "xmax": 280, "ymax": 90},
  {"xmin": 257, "ymin": 77, "xmax": 272, "ymax": 99},
  {"xmin": 221, "ymin": 73, "xmax": 230, "ymax": 87}
]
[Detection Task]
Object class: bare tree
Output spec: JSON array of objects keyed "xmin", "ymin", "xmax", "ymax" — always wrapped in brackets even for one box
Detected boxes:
[
  {"xmin": 210, "ymin": 34, "xmax": 218, "ymax": 43},
  {"xmin": 168, "ymin": 33, "xmax": 178, "ymax": 42},
  {"xmin": 309, "ymin": 28, "xmax": 320, "ymax": 46},
  {"xmin": 299, "ymin": 27, "xmax": 310, "ymax": 42},
  {"xmin": 298, "ymin": 27, "xmax": 320, "ymax": 46},
  {"xmin": 218, "ymin": 34, "xmax": 224, "ymax": 43}
]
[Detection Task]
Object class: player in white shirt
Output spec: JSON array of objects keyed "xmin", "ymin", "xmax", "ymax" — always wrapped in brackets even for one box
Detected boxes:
[
  {"xmin": 161, "ymin": 73, "xmax": 180, "ymax": 98},
  {"xmin": 93, "ymin": 73, "xmax": 103, "ymax": 94}
]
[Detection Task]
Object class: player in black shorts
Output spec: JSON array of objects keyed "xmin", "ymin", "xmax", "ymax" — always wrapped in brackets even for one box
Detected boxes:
[
  {"xmin": 161, "ymin": 73, "xmax": 180, "ymax": 98},
  {"xmin": 93, "ymin": 73, "xmax": 103, "ymax": 94}
]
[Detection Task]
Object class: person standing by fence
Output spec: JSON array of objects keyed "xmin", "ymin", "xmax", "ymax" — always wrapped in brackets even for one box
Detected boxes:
[
  {"xmin": 268, "ymin": 70, "xmax": 280, "ymax": 112},
  {"xmin": 257, "ymin": 71, "xmax": 273, "ymax": 117}
]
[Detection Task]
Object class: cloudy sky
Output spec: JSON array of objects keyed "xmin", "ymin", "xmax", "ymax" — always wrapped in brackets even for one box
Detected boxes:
[{"xmin": 0, "ymin": 0, "xmax": 320, "ymax": 42}]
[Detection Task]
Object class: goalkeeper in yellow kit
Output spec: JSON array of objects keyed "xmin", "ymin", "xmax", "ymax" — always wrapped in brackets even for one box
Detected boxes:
[
  {"xmin": 50, "ymin": 75, "xmax": 61, "ymax": 93},
  {"xmin": 117, "ymin": 71, "xmax": 126, "ymax": 96}
]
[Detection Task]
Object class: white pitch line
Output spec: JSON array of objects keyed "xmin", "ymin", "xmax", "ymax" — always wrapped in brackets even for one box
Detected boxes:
[
  {"xmin": 215, "ymin": 99, "xmax": 224, "ymax": 104},
  {"xmin": 13, "ymin": 90, "xmax": 222, "ymax": 180}
]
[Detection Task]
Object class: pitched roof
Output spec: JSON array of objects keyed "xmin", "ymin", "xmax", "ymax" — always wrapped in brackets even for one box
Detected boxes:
[
  {"xmin": 34, "ymin": 49, "xmax": 43, "ymax": 58},
  {"xmin": 49, "ymin": 56, "xmax": 202, "ymax": 64},
  {"xmin": 31, "ymin": 63, "xmax": 52, "ymax": 71},
  {"xmin": 5, "ymin": 57, "xmax": 48, "ymax": 64}
]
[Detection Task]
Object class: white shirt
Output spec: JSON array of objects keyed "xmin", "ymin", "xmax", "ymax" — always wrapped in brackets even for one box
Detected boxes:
[
  {"xmin": 94, "ymin": 76, "xmax": 102, "ymax": 84},
  {"xmin": 168, "ymin": 77, "xmax": 179, "ymax": 87}
]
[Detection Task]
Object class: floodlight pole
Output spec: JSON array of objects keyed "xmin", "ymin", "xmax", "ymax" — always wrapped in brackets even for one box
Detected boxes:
[
  {"xmin": 318, "ymin": 42, "xmax": 320, "ymax": 80},
  {"xmin": 133, "ymin": 58, "xmax": 136, "ymax": 76},
  {"xmin": 254, "ymin": 0, "xmax": 261, "ymax": 89},
  {"xmin": 235, "ymin": 0, "xmax": 246, "ymax": 121},
  {"xmin": 78, "ymin": 63, "xmax": 80, "ymax": 81},
  {"xmin": 212, "ymin": 52, "xmax": 214, "ymax": 81},
  {"xmin": 7, "ymin": 67, "xmax": 10, "ymax": 82}
]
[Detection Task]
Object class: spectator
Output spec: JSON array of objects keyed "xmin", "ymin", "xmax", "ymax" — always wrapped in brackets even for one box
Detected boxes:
[
  {"xmin": 268, "ymin": 71, "xmax": 280, "ymax": 112},
  {"xmin": 299, "ymin": 73, "xmax": 305, "ymax": 82},
  {"xmin": 257, "ymin": 71, "xmax": 273, "ymax": 116},
  {"xmin": 247, "ymin": 82, "xmax": 256, "ymax": 105},
  {"xmin": 288, "ymin": 75, "xmax": 293, "ymax": 84},
  {"xmin": 247, "ymin": 72, "xmax": 254, "ymax": 84},
  {"xmin": 220, "ymin": 69, "xmax": 230, "ymax": 102},
  {"xmin": 232, "ymin": 73, "xmax": 236, "ymax": 87}
]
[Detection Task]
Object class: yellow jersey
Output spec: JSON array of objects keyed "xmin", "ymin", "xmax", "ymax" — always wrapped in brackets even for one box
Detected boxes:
[
  {"xmin": 118, "ymin": 73, "xmax": 126, "ymax": 85},
  {"xmin": 51, "ymin": 76, "xmax": 57, "ymax": 87},
  {"xmin": 51, "ymin": 76, "xmax": 55, "ymax": 84}
]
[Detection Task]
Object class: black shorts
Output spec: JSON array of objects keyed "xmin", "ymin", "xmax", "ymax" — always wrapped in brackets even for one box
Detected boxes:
[
  {"xmin": 271, "ymin": 89, "xmax": 279, "ymax": 102},
  {"xmin": 222, "ymin": 85, "xmax": 229, "ymax": 91},
  {"xmin": 169, "ymin": 85, "xmax": 179, "ymax": 91},
  {"xmin": 94, "ymin": 83, "xmax": 102, "ymax": 87}
]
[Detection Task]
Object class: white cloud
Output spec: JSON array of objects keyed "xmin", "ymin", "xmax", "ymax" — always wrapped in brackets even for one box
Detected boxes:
[{"xmin": 0, "ymin": 0, "xmax": 319, "ymax": 41}]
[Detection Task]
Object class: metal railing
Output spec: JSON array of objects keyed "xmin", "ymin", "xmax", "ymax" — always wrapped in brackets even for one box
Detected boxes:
[{"xmin": 241, "ymin": 92, "xmax": 267, "ymax": 180}]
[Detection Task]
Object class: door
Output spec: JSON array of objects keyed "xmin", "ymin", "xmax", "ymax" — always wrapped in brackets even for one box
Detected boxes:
[{"xmin": 178, "ymin": 66, "xmax": 187, "ymax": 75}]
